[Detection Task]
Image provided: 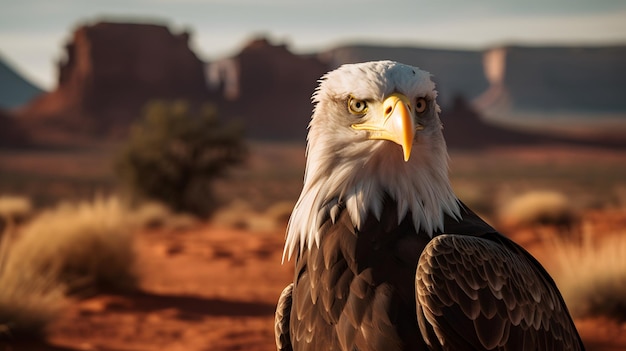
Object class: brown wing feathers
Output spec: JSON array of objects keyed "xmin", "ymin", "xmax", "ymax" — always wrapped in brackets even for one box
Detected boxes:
[
  {"xmin": 275, "ymin": 283, "xmax": 294, "ymax": 351},
  {"xmin": 415, "ymin": 234, "xmax": 583, "ymax": 350}
]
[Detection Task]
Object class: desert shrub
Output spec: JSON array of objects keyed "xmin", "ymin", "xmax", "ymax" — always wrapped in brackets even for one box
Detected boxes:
[
  {"xmin": 0, "ymin": 229, "xmax": 65, "ymax": 340},
  {"xmin": 130, "ymin": 201, "xmax": 174, "ymax": 229},
  {"xmin": 549, "ymin": 229, "xmax": 626, "ymax": 321},
  {"xmin": 265, "ymin": 201, "xmax": 295, "ymax": 227},
  {"xmin": 212, "ymin": 200, "xmax": 294, "ymax": 232},
  {"xmin": 0, "ymin": 268, "xmax": 66, "ymax": 340},
  {"xmin": 5, "ymin": 196, "xmax": 137, "ymax": 295},
  {"xmin": 114, "ymin": 101, "xmax": 246, "ymax": 217},
  {"xmin": 0, "ymin": 195, "xmax": 33, "ymax": 231},
  {"xmin": 211, "ymin": 200, "xmax": 260, "ymax": 230},
  {"xmin": 131, "ymin": 200, "xmax": 199, "ymax": 231},
  {"xmin": 498, "ymin": 190, "xmax": 575, "ymax": 228}
]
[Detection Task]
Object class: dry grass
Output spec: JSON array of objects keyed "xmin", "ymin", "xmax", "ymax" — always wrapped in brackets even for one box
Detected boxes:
[
  {"xmin": 130, "ymin": 201, "xmax": 174, "ymax": 228},
  {"xmin": 0, "ymin": 195, "xmax": 33, "ymax": 225},
  {"xmin": 130, "ymin": 201, "xmax": 199, "ymax": 232},
  {"xmin": 0, "ymin": 268, "xmax": 66, "ymax": 340},
  {"xmin": 548, "ymin": 223, "xmax": 626, "ymax": 321},
  {"xmin": 0, "ymin": 228, "xmax": 66, "ymax": 340},
  {"xmin": 5, "ymin": 196, "xmax": 138, "ymax": 296},
  {"xmin": 211, "ymin": 199, "xmax": 293, "ymax": 232},
  {"xmin": 498, "ymin": 190, "xmax": 575, "ymax": 228}
]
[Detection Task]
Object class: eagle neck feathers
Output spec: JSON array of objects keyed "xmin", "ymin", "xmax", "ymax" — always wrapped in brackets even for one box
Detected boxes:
[{"xmin": 284, "ymin": 140, "xmax": 461, "ymax": 261}]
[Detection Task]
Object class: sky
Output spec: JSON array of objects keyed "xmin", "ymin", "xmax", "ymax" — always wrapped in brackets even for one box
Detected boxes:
[{"xmin": 1, "ymin": 0, "xmax": 626, "ymax": 89}]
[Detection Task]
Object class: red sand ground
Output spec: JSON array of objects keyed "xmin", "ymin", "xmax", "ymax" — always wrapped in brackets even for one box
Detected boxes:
[
  {"xmin": 47, "ymin": 225, "xmax": 292, "ymax": 351},
  {"xmin": 1, "ymin": 220, "xmax": 623, "ymax": 351}
]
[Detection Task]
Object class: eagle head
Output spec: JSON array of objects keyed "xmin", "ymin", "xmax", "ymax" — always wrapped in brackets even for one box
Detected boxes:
[{"xmin": 284, "ymin": 61, "xmax": 460, "ymax": 260}]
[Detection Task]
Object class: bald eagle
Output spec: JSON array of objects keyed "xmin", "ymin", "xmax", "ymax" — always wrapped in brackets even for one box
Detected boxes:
[{"xmin": 275, "ymin": 61, "xmax": 584, "ymax": 351}]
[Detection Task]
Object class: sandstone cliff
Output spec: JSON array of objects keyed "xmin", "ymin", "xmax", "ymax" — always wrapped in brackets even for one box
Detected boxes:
[
  {"xmin": 208, "ymin": 38, "xmax": 328, "ymax": 140},
  {"xmin": 474, "ymin": 46, "xmax": 626, "ymax": 140},
  {"xmin": 15, "ymin": 21, "xmax": 211, "ymax": 143}
]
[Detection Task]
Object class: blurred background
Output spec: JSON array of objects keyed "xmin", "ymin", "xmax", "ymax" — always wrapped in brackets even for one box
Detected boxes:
[{"xmin": 1, "ymin": 1, "xmax": 626, "ymax": 350}]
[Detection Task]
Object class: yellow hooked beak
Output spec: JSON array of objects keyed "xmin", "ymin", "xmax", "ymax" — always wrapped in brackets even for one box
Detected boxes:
[{"xmin": 351, "ymin": 93, "xmax": 423, "ymax": 162}]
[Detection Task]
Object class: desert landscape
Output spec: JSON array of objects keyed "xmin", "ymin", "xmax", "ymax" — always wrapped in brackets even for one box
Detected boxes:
[{"xmin": 1, "ymin": 18, "xmax": 626, "ymax": 351}]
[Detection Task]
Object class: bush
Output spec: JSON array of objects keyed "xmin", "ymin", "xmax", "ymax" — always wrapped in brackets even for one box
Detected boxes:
[
  {"xmin": 130, "ymin": 201, "xmax": 199, "ymax": 232},
  {"xmin": 0, "ymin": 267, "xmax": 66, "ymax": 340},
  {"xmin": 0, "ymin": 195, "xmax": 33, "ymax": 232},
  {"xmin": 550, "ymin": 229, "xmax": 626, "ymax": 321},
  {"xmin": 0, "ymin": 228, "xmax": 65, "ymax": 340},
  {"xmin": 114, "ymin": 101, "xmax": 246, "ymax": 217},
  {"xmin": 4, "ymin": 196, "xmax": 137, "ymax": 296},
  {"xmin": 212, "ymin": 200, "xmax": 293, "ymax": 232},
  {"xmin": 498, "ymin": 190, "xmax": 575, "ymax": 228}
]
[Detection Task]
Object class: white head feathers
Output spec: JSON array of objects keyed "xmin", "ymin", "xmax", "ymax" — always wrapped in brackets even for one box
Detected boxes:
[{"xmin": 284, "ymin": 61, "xmax": 460, "ymax": 261}]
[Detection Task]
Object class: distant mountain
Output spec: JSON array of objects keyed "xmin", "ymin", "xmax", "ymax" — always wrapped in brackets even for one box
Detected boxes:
[
  {"xmin": 0, "ymin": 54, "xmax": 44, "ymax": 109},
  {"xmin": 474, "ymin": 45, "xmax": 626, "ymax": 140},
  {"xmin": 443, "ymin": 96, "xmax": 626, "ymax": 150},
  {"xmin": 0, "ymin": 109, "xmax": 29, "ymax": 146},
  {"xmin": 7, "ymin": 20, "xmax": 626, "ymax": 148}
]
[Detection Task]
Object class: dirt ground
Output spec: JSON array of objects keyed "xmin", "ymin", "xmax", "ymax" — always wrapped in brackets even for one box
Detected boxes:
[
  {"xmin": 0, "ymin": 219, "xmax": 624, "ymax": 351},
  {"xmin": 46, "ymin": 224, "xmax": 291, "ymax": 351}
]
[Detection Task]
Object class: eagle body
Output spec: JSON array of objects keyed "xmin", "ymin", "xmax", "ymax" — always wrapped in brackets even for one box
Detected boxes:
[{"xmin": 276, "ymin": 61, "xmax": 584, "ymax": 350}]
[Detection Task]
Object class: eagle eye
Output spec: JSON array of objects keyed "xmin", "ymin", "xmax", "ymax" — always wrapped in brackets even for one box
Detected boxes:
[
  {"xmin": 415, "ymin": 97, "xmax": 427, "ymax": 113},
  {"xmin": 348, "ymin": 96, "xmax": 368, "ymax": 115}
]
